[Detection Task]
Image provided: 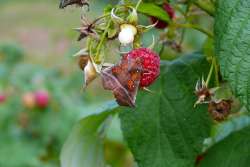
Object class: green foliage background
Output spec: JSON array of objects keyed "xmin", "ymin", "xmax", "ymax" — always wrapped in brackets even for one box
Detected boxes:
[{"xmin": 2, "ymin": 0, "xmax": 250, "ymax": 167}]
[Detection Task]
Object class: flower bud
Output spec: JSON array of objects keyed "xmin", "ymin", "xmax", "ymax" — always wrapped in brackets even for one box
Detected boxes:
[
  {"xmin": 119, "ymin": 29, "xmax": 134, "ymax": 45},
  {"xmin": 118, "ymin": 24, "xmax": 137, "ymax": 45}
]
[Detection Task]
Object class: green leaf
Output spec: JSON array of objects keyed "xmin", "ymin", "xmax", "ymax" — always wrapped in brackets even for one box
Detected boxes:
[
  {"xmin": 0, "ymin": 43, "xmax": 24, "ymax": 65},
  {"xmin": 137, "ymin": 3, "xmax": 170, "ymax": 22},
  {"xmin": 200, "ymin": 123, "xmax": 250, "ymax": 167},
  {"xmin": 203, "ymin": 111, "xmax": 250, "ymax": 151},
  {"xmin": 60, "ymin": 104, "xmax": 117, "ymax": 167},
  {"xmin": 214, "ymin": 0, "xmax": 250, "ymax": 109},
  {"xmin": 120, "ymin": 53, "xmax": 212, "ymax": 167},
  {"xmin": 0, "ymin": 139, "xmax": 43, "ymax": 167},
  {"xmin": 142, "ymin": 0, "xmax": 164, "ymax": 5}
]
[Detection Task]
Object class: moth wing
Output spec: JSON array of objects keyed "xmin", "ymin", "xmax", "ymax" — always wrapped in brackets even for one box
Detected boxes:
[
  {"xmin": 100, "ymin": 57, "xmax": 143, "ymax": 107},
  {"xmin": 101, "ymin": 67, "xmax": 136, "ymax": 107}
]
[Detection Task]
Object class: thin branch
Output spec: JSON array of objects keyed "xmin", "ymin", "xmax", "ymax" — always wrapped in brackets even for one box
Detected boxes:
[
  {"xmin": 175, "ymin": 23, "xmax": 214, "ymax": 38},
  {"xmin": 194, "ymin": 0, "xmax": 215, "ymax": 17}
]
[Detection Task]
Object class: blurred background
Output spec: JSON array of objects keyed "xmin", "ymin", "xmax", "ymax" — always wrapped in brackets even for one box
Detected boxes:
[{"xmin": 0, "ymin": 0, "xmax": 212, "ymax": 167}]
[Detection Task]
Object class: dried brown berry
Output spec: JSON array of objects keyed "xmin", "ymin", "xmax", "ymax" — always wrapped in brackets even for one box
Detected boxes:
[{"xmin": 208, "ymin": 100, "xmax": 232, "ymax": 121}]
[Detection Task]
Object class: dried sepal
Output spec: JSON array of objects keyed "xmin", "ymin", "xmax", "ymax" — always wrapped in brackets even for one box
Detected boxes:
[
  {"xmin": 194, "ymin": 77, "xmax": 212, "ymax": 106},
  {"xmin": 74, "ymin": 27, "xmax": 98, "ymax": 41},
  {"xmin": 83, "ymin": 58, "xmax": 97, "ymax": 86},
  {"xmin": 76, "ymin": 49, "xmax": 98, "ymax": 87},
  {"xmin": 136, "ymin": 21, "xmax": 158, "ymax": 33},
  {"xmin": 126, "ymin": 7, "xmax": 138, "ymax": 24},
  {"xmin": 111, "ymin": 7, "xmax": 125, "ymax": 24},
  {"xmin": 111, "ymin": 6, "xmax": 139, "ymax": 25},
  {"xmin": 74, "ymin": 16, "xmax": 100, "ymax": 41}
]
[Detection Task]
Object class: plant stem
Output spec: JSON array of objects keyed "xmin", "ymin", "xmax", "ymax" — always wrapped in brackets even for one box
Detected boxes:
[
  {"xmin": 213, "ymin": 57, "xmax": 220, "ymax": 87},
  {"xmin": 92, "ymin": 13, "xmax": 110, "ymax": 25},
  {"xmin": 135, "ymin": 0, "xmax": 142, "ymax": 10},
  {"xmin": 206, "ymin": 59, "xmax": 214, "ymax": 86},
  {"xmin": 206, "ymin": 57, "xmax": 220, "ymax": 87},
  {"xmin": 178, "ymin": 3, "xmax": 190, "ymax": 46},
  {"xmin": 194, "ymin": 0, "xmax": 215, "ymax": 17},
  {"xmin": 87, "ymin": 37, "xmax": 92, "ymax": 50},
  {"xmin": 95, "ymin": 19, "xmax": 112, "ymax": 63},
  {"xmin": 175, "ymin": 23, "xmax": 214, "ymax": 38}
]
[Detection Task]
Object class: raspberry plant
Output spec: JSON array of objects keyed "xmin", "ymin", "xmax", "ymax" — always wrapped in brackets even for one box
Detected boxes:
[{"xmin": 60, "ymin": 0, "xmax": 250, "ymax": 167}]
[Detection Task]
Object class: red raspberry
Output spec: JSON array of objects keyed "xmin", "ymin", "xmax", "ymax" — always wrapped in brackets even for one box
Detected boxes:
[
  {"xmin": 0, "ymin": 94, "xmax": 6, "ymax": 104},
  {"xmin": 150, "ymin": 3, "xmax": 175, "ymax": 29},
  {"xmin": 124, "ymin": 48, "xmax": 160, "ymax": 87},
  {"xmin": 35, "ymin": 90, "xmax": 49, "ymax": 109}
]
